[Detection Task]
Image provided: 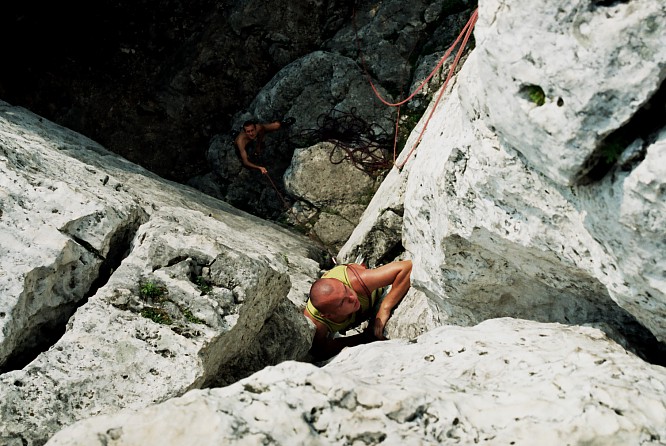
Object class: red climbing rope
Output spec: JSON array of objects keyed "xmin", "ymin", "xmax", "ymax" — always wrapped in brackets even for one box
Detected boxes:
[
  {"xmin": 395, "ymin": 9, "xmax": 478, "ymax": 170},
  {"xmin": 356, "ymin": 9, "xmax": 478, "ymax": 108},
  {"xmin": 355, "ymin": 7, "xmax": 479, "ymax": 169},
  {"xmin": 392, "ymin": 99, "xmax": 402, "ymax": 163}
]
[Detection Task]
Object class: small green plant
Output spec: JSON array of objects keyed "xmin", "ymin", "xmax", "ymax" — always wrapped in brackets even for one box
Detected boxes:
[
  {"xmin": 528, "ymin": 87, "xmax": 545, "ymax": 106},
  {"xmin": 599, "ymin": 141, "xmax": 624, "ymax": 164},
  {"xmin": 140, "ymin": 307, "xmax": 172, "ymax": 325},
  {"xmin": 521, "ymin": 84, "xmax": 546, "ymax": 106},
  {"xmin": 182, "ymin": 308, "xmax": 203, "ymax": 324},
  {"xmin": 139, "ymin": 281, "xmax": 167, "ymax": 301},
  {"xmin": 196, "ymin": 276, "xmax": 212, "ymax": 295}
]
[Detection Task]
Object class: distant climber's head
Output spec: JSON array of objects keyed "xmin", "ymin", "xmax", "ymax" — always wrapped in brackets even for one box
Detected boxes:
[{"xmin": 243, "ymin": 120, "xmax": 257, "ymax": 139}]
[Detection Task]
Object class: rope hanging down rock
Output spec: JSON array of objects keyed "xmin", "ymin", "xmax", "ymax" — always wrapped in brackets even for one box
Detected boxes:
[{"xmin": 354, "ymin": 7, "xmax": 479, "ymax": 169}]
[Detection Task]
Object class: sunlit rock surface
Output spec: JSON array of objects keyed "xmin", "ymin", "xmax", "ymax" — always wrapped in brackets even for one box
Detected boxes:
[
  {"xmin": 0, "ymin": 102, "xmax": 324, "ymax": 445},
  {"xmin": 475, "ymin": 0, "xmax": 665, "ymax": 185},
  {"xmin": 342, "ymin": 0, "xmax": 666, "ymax": 354},
  {"xmin": 46, "ymin": 319, "xmax": 666, "ymax": 446}
]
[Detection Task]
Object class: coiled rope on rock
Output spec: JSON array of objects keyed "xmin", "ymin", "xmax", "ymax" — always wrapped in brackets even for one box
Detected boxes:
[{"xmin": 295, "ymin": 108, "xmax": 394, "ymax": 177}]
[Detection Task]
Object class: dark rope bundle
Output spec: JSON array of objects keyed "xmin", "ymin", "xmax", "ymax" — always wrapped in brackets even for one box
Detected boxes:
[{"xmin": 296, "ymin": 108, "xmax": 394, "ymax": 177}]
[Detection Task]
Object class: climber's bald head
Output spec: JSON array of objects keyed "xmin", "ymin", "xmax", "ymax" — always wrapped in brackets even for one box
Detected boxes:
[
  {"xmin": 309, "ymin": 278, "xmax": 337, "ymax": 311},
  {"xmin": 309, "ymin": 277, "xmax": 360, "ymax": 318}
]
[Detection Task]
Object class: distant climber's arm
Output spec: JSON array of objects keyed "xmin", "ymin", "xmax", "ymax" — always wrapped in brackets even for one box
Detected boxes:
[
  {"xmin": 235, "ymin": 135, "xmax": 267, "ymax": 174},
  {"xmin": 261, "ymin": 121, "xmax": 281, "ymax": 133}
]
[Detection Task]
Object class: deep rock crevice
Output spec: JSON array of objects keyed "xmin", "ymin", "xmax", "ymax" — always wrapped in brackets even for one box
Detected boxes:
[
  {"xmin": 578, "ymin": 78, "xmax": 666, "ymax": 184},
  {"xmin": 0, "ymin": 213, "xmax": 145, "ymax": 373}
]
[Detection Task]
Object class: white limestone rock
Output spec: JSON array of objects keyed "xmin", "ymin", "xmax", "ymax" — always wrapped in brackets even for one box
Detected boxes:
[
  {"xmin": 0, "ymin": 103, "xmax": 146, "ymax": 367},
  {"xmin": 45, "ymin": 319, "xmax": 666, "ymax": 446},
  {"xmin": 0, "ymin": 102, "xmax": 323, "ymax": 445},
  {"xmin": 341, "ymin": 0, "xmax": 666, "ymax": 351},
  {"xmin": 386, "ymin": 288, "xmax": 446, "ymax": 340},
  {"xmin": 402, "ymin": 49, "xmax": 666, "ymax": 347},
  {"xmin": 3, "ymin": 0, "xmax": 666, "ymax": 443},
  {"xmin": 475, "ymin": 0, "xmax": 666, "ymax": 185}
]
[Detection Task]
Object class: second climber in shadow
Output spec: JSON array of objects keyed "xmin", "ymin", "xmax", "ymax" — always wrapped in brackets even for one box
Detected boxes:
[{"xmin": 234, "ymin": 117, "xmax": 295, "ymax": 175}]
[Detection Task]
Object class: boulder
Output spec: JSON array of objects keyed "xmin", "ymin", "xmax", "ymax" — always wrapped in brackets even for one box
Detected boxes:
[
  {"xmin": 284, "ymin": 141, "xmax": 383, "ymax": 252},
  {"xmin": 475, "ymin": 0, "xmax": 666, "ymax": 185}
]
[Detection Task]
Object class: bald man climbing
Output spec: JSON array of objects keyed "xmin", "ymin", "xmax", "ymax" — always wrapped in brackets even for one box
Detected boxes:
[{"xmin": 304, "ymin": 260, "xmax": 412, "ymax": 360}]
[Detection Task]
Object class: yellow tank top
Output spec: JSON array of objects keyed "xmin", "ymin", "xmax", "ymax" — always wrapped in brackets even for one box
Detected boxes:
[{"xmin": 305, "ymin": 265, "xmax": 382, "ymax": 333}]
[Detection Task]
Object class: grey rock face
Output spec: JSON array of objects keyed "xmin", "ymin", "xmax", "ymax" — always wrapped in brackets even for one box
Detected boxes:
[
  {"xmin": 283, "ymin": 142, "xmax": 383, "ymax": 252},
  {"xmin": 198, "ymin": 50, "xmax": 397, "ymax": 226},
  {"xmin": 200, "ymin": 0, "xmax": 478, "ymax": 225},
  {"xmin": 0, "ymin": 0, "xmax": 355, "ymax": 183},
  {"xmin": 324, "ymin": 0, "xmax": 476, "ymax": 92},
  {"xmin": 241, "ymin": 51, "xmax": 395, "ymax": 144}
]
